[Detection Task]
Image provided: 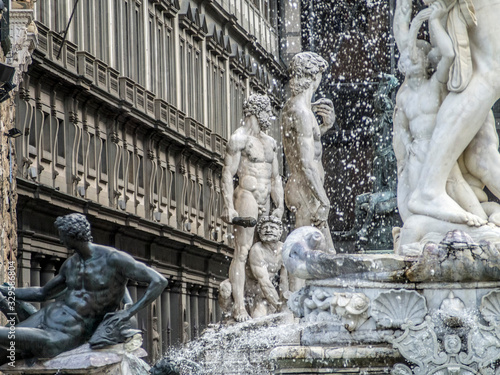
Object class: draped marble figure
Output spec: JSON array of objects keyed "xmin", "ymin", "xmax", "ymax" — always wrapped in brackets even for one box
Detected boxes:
[{"xmin": 394, "ymin": 0, "xmax": 500, "ymax": 248}]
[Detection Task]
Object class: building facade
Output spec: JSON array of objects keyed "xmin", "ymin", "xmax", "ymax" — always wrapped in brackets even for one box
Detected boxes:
[{"xmin": 12, "ymin": 0, "xmax": 286, "ymax": 359}]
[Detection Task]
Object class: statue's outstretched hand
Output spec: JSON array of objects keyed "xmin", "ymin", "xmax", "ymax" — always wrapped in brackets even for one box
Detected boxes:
[
  {"xmin": 98, "ymin": 309, "xmax": 132, "ymax": 329},
  {"xmin": 89, "ymin": 308, "xmax": 140, "ymax": 349}
]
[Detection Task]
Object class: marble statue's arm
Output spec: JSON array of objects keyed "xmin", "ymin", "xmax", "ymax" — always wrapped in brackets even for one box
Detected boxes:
[
  {"xmin": 270, "ymin": 139, "xmax": 285, "ymax": 218},
  {"xmin": 221, "ymin": 134, "xmax": 244, "ymax": 223},
  {"xmin": 284, "ymin": 113, "xmax": 330, "ymax": 207},
  {"xmin": 408, "ymin": 8, "xmax": 433, "ymax": 62},
  {"xmin": 110, "ymin": 251, "xmax": 168, "ymax": 320},
  {"xmin": 394, "ymin": 0, "xmax": 412, "ymax": 51},
  {"xmin": 0, "ymin": 261, "xmax": 69, "ymax": 302},
  {"xmin": 393, "ymin": 105, "xmax": 411, "ymax": 174},
  {"xmin": 279, "ymin": 264, "xmax": 289, "ymax": 298},
  {"xmin": 248, "ymin": 244, "xmax": 281, "ymax": 310},
  {"xmin": 312, "ymin": 99, "xmax": 336, "ymax": 135},
  {"xmin": 429, "ymin": 1, "xmax": 455, "ymax": 83}
]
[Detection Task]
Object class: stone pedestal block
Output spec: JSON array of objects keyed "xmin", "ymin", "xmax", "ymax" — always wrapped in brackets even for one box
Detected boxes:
[
  {"xmin": 270, "ymin": 345, "xmax": 402, "ymax": 374},
  {"xmin": 0, "ymin": 343, "xmax": 150, "ymax": 375}
]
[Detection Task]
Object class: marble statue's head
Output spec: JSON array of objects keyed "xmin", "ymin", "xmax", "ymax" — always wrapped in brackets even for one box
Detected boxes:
[
  {"xmin": 398, "ymin": 41, "xmax": 431, "ymax": 78},
  {"xmin": 289, "ymin": 52, "xmax": 328, "ymax": 95},
  {"xmin": 256, "ymin": 216, "xmax": 283, "ymax": 243},
  {"xmin": 54, "ymin": 213, "xmax": 93, "ymax": 242},
  {"xmin": 243, "ymin": 94, "xmax": 273, "ymax": 130}
]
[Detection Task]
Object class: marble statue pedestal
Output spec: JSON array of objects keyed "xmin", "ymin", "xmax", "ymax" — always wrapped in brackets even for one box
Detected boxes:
[
  {"xmin": 0, "ymin": 343, "xmax": 150, "ymax": 375},
  {"xmin": 276, "ymin": 277, "xmax": 500, "ymax": 374},
  {"xmin": 270, "ymin": 344, "xmax": 402, "ymax": 374},
  {"xmin": 279, "ymin": 226, "xmax": 500, "ymax": 373}
]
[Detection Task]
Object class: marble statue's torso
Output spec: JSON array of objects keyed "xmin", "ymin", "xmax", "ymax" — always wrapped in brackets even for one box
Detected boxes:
[
  {"xmin": 246, "ymin": 241, "xmax": 283, "ymax": 282},
  {"xmin": 235, "ymin": 131, "xmax": 276, "ymax": 206},
  {"xmin": 397, "ymin": 76, "xmax": 447, "ymax": 143},
  {"xmin": 282, "ymin": 101, "xmax": 324, "ymax": 178}
]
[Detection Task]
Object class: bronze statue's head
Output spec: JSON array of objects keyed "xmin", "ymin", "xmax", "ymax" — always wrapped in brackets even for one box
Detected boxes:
[
  {"xmin": 289, "ymin": 52, "xmax": 328, "ymax": 95},
  {"xmin": 54, "ymin": 213, "xmax": 93, "ymax": 242},
  {"xmin": 243, "ymin": 94, "xmax": 273, "ymax": 130}
]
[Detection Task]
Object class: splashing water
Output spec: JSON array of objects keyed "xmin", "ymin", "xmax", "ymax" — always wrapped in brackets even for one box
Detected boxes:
[{"xmin": 164, "ymin": 313, "xmax": 301, "ymax": 375}]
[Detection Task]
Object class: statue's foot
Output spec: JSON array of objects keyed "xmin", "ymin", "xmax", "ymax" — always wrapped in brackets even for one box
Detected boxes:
[
  {"xmin": 408, "ymin": 191, "xmax": 487, "ymax": 227},
  {"xmin": 489, "ymin": 212, "xmax": 500, "ymax": 227},
  {"xmin": 233, "ymin": 306, "xmax": 250, "ymax": 322}
]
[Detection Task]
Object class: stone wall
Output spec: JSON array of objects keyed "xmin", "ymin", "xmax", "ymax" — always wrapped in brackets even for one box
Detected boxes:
[
  {"xmin": 0, "ymin": 89, "xmax": 16, "ymax": 287},
  {"xmin": 0, "ymin": 2, "xmax": 37, "ymax": 292}
]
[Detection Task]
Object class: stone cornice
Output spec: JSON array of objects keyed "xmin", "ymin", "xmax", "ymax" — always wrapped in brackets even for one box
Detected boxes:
[{"xmin": 16, "ymin": 179, "xmax": 233, "ymax": 258}]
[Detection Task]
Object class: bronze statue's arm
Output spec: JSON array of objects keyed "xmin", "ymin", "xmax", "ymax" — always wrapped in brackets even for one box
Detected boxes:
[
  {"xmin": 111, "ymin": 251, "xmax": 168, "ymax": 320},
  {"xmin": 122, "ymin": 287, "xmax": 133, "ymax": 307},
  {"xmin": 1, "ymin": 273, "xmax": 67, "ymax": 302}
]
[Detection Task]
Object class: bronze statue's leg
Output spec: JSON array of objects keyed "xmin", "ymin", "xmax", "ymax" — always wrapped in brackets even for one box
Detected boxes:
[{"xmin": 0, "ymin": 326, "xmax": 79, "ymax": 360}]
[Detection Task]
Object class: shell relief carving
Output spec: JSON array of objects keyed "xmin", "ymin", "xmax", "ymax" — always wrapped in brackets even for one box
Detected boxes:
[
  {"xmin": 372, "ymin": 289, "xmax": 427, "ymax": 329},
  {"xmin": 481, "ymin": 290, "xmax": 500, "ymax": 326}
]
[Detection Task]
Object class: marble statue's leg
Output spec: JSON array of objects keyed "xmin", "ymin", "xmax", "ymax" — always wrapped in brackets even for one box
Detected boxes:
[
  {"xmin": 320, "ymin": 226, "xmax": 335, "ymax": 253},
  {"xmin": 397, "ymin": 165, "xmax": 411, "ymax": 222},
  {"xmin": 251, "ymin": 300, "xmax": 268, "ymax": 319},
  {"xmin": 230, "ymin": 189, "xmax": 259, "ymax": 322},
  {"xmin": 218, "ymin": 279, "xmax": 233, "ymax": 318},
  {"xmin": 445, "ymin": 164, "xmax": 487, "ymax": 220},
  {"xmin": 408, "ymin": 76, "xmax": 496, "ymax": 225},
  {"xmin": 464, "ymin": 112, "xmax": 500, "ymax": 201}
]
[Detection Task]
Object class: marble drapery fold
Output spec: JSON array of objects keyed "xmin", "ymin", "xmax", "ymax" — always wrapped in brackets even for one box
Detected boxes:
[{"xmin": 447, "ymin": 0, "xmax": 476, "ymax": 92}]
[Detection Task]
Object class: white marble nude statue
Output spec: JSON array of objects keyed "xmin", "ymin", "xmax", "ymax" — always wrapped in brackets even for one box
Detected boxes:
[
  {"xmin": 282, "ymin": 52, "xmax": 336, "ymax": 253},
  {"xmin": 219, "ymin": 216, "xmax": 289, "ymax": 319},
  {"xmin": 221, "ymin": 94, "xmax": 284, "ymax": 322}
]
